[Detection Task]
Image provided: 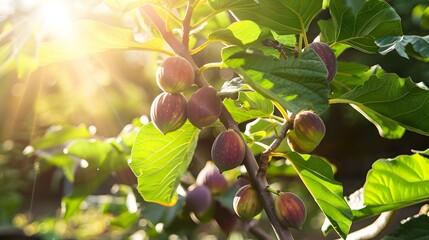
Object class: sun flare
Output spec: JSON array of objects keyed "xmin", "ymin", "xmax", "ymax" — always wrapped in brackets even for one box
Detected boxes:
[{"xmin": 39, "ymin": 0, "xmax": 75, "ymax": 37}]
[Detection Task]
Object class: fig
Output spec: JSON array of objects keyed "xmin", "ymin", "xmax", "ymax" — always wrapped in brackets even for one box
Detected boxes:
[
  {"xmin": 156, "ymin": 56, "xmax": 195, "ymax": 93},
  {"xmin": 274, "ymin": 192, "xmax": 307, "ymax": 229},
  {"xmin": 233, "ymin": 184, "xmax": 262, "ymax": 220},
  {"xmin": 287, "ymin": 110, "xmax": 326, "ymax": 153},
  {"xmin": 150, "ymin": 92, "xmax": 187, "ymax": 134},
  {"xmin": 214, "ymin": 201, "xmax": 239, "ymax": 235},
  {"xmin": 186, "ymin": 184, "xmax": 213, "ymax": 215},
  {"xmin": 186, "ymin": 86, "xmax": 222, "ymax": 129},
  {"xmin": 196, "ymin": 161, "xmax": 228, "ymax": 194},
  {"xmin": 211, "ymin": 129, "xmax": 245, "ymax": 172},
  {"xmin": 309, "ymin": 42, "xmax": 337, "ymax": 82}
]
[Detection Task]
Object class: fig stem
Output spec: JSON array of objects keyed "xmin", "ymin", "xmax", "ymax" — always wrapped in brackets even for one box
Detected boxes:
[
  {"xmin": 181, "ymin": 0, "xmax": 195, "ymax": 49},
  {"xmin": 141, "ymin": 5, "xmax": 294, "ymax": 240},
  {"xmin": 197, "ymin": 62, "xmax": 223, "ymax": 76},
  {"xmin": 266, "ymin": 186, "xmax": 281, "ymax": 196},
  {"xmin": 272, "ymin": 101, "xmax": 290, "ymax": 122},
  {"xmin": 191, "ymin": 10, "xmax": 222, "ymax": 30}
]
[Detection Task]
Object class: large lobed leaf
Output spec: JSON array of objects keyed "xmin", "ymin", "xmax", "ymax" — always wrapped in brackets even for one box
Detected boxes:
[
  {"xmin": 376, "ymin": 35, "xmax": 429, "ymax": 62},
  {"xmin": 352, "ymin": 151, "xmax": 429, "ymax": 220},
  {"xmin": 223, "ymin": 91, "xmax": 274, "ymax": 123},
  {"xmin": 222, "ymin": 46, "xmax": 330, "ymax": 114},
  {"xmin": 37, "ymin": 20, "xmax": 166, "ymax": 65},
  {"xmin": 319, "ymin": 0, "xmax": 402, "ymax": 53},
  {"xmin": 129, "ymin": 122, "xmax": 200, "ymax": 206},
  {"xmin": 334, "ymin": 73, "xmax": 429, "ymax": 137},
  {"xmin": 209, "ymin": 0, "xmax": 322, "ymax": 35},
  {"xmin": 286, "ymin": 152, "xmax": 352, "ymax": 239}
]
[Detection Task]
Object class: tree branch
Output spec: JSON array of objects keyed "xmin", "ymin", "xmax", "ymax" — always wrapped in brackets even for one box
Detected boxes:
[{"xmin": 140, "ymin": 5, "xmax": 293, "ymax": 240}]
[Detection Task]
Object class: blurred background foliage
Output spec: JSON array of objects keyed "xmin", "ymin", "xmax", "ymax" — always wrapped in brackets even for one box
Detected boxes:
[{"xmin": 0, "ymin": 0, "xmax": 429, "ymax": 239}]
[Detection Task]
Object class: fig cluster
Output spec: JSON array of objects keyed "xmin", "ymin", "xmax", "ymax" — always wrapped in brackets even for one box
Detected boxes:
[
  {"xmin": 150, "ymin": 56, "xmax": 223, "ymax": 134},
  {"xmin": 287, "ymin": 110, "xmax": 326, "ymax": 153}
]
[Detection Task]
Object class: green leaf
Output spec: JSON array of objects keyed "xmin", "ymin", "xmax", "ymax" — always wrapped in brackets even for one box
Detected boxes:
[
  {"xmin": 334, "ymin": 73, "xmax": 429, "ymax": 136},
  {"xmin": 209, "ymin": 20, "xmax": 262, "ymax": 46},
  {"xmin": 31, "ymin": 125, "xmax": 92, "ymax": 150},
  {"xmin": 129, "ymin": 122, "xmax": 200, "ymax": 206},
  {"xmin": 66, "ymin": 139, "xmax": 117, "ymax": 167},
  {"xmin": 38, "ymin": 20, "xmax": 166, "ymax": 65},
  {"xmin": 382, "ymin": 214, "xmax": 429, "ymax": 240},
  {"xmin": 223, "ymin": 91, "xmax": 274, "ymax": 123},
  {"xmin": 223, "ymin": 0, "xmax": 323, "ymax": 35},
  {"xmin": 104, "ymin": 0, "xmax": 144, "ymax": 13},
  {"xmin": 318, "ymin": 0, "xmax": 402, "ymax": 53},
  {"xmin": 222, "ymin": 47, "xmax": 330, "ymax": 114},
  {"xmin": 208, "ymin": 0, "xmax": 258, "ymax": 11},
  {"xmin": 286, "ymin": 152, "xmax": 352, "ymax": 238},
  {"xmin": 353, "ymin": 152, "xmax": 429, "ymax": 220},
  {"xmin": 329, "ymin": 61, "xmax": 373, "ymax": 98},
  {"xmin": 376, "ymin": 35, "xmax": 429, "ymax": 62}
]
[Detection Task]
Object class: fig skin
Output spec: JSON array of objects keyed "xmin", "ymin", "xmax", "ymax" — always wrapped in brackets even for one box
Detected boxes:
[
  {"xmin": 186, "ymin": 184, "xmax": 213, "ymax": 215},
  {"xmin": 233, "ymin": 184, "xmax": 263, "ymax": 220},
  {"xmin": 211, "ymin": 129, "xmax": 245, "ymax": 172},
  {"xmin": 156, "ymin": 56, "xmax": 195, "ymax": 93},
  {"xmin": 308, "ymin": 42, "xmax": 337, "ymax": 82},
  {"xmin": 274, "ymin": 192, "xmax": 307, "ymax": 229},
  {"xmin": 287, "ymin": 110, "xmax": 326, "ymax": 153},
  {"xmin": 150, "ymin": 92, "xmax": 187, "ymax": 134},
  {"xmin": 186, "ymin": 86, "xmax": 222, "ymax": 129},
  {"xmin": 196, "ymin": 161, "xmax": 228, "ymax": 194}
]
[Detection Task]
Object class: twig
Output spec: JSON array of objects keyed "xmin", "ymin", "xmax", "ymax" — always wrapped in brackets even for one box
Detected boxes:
[
  {"xmin": 181, "ymin": 0, "xmax": 195, "ymax": 49},
  {"xmin": 140, "ymin": 5, "xmax": 294, "ymax": 240},
  {"xmin": 246, "ymin": 219, "xmax": 273, "ymax": 240}
]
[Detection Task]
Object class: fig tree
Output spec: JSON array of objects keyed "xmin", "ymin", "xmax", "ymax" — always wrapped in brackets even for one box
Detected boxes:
[
  {"xmin": 186, "ymin": 184, "xmax": 213, "ymax": 215},
  {"xmin": 196, "ymin": 161, "xmax": 228, "ymax": 194},
  {"xmin": 233, "ymin": 184, "xmax": 262, "ymax": 220},
  {"xmin": 287, "ymin": 110, "xmax": 325, "ymax": 153},
  {"xmin": 156, "ymin": 56, "xmax": 195, "ymax": 93},
  {"xmin": 275, "ymin": 192, "xmax": 307, "ymax": 229},
  {"xmin": 150, "ymin": 92, "xmax": 187, "ymax": 134},
  {"xmin": 211, "ymin": 129, "xmax": 245, "ymax": 172},
  {"xmin": 186, "ymin": 86, "xmax": 222, "ymax": 129},
  {"xmin": 308, "ymin": 42, "xmax": 337, "ymax": 82}
]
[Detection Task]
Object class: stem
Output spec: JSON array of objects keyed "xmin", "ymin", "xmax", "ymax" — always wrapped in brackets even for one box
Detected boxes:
[
  {"xmin": 273, "ymin": 101, "xmax": 290, "ymax": 122},
  {"xmin": 191, "ymin": 10, "xmax": 221, "ymax": 30},
  {"xmin": 246, "ymin": 220, "xmax": 274, "ymax": 240},
  {"xmin": 196, "ymin": 62, "xmax": 223, "ymax": 76},
  {"xmin": 190, "ymin": 40, "xmax": 219, "ymax": 55},
  {"xmin": 152, "ymin": 4, "xmax": 183, "ymax": 25},
  {"xmin": 181, "ymin": 0, "xmax": 195, "ymax": 49},
  {"xmin": 301, "ymin": 31, "xmax": 309, "ymax": 50},
  {"xmin": 141, "ymin": 5, "xmax": 293, "ymax": 239},
  {"xmin": 297, "ymin": 34, "xmax": 303, "ymax": 58},
  {"xmin": 337, "ymin": 211, "xmax": 395, "ymax": 240}
]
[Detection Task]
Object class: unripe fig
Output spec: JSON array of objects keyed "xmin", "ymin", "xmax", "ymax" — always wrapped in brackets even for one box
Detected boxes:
[
  {"xmin": 150, "ymin": 92, "xmax": 187, "ymax": 134},
  {"xmin": 274, "ymin": 192, "xmax": 307, "ymax": 229},
  {"xmin": 186, "ymin": 184, "xmax": 212, "ymax": 215},
  {"xmin": 287, "ymin": 110, "xmax": 326, "ymax": 153},
  {"xmin": 233, "ymin": 184, "xmax": 262, "ymax": 220},
  {"xmin": 196, "ymin": 161, "xmax": 228, "ymax": 194},
  {"xmin": 308, "ymin": 42, "xmax": 337, "ymax": 82},
  {"xmin": 186, "ymin": 86, "xmax": 222, "ymax": 129},
  {"xmin": 156, "ymin": 56, "xmax": 195, "ymax": 93},
  {"xmin": 211, "ymin": 129, "xmax": 245, "ymax": 172}
]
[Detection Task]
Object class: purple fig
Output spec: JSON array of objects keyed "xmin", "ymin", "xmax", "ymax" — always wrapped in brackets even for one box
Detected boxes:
[
  {"xmin": 214, "ymin": 202, "xmax": 239, "ymax": 235},
  {"xmin": 186, "ymin": 184, "xmax": 213, "ymax": 215},
  {"xmin": 156, "ymin": 56, "xmax": 195, "ymax": 93},
  {"xmin": 211, "ymin": 129, "xmax": 245, "ymax": 172},
  {"xmin": 275, "ymin": 192, "xmax": 307, "ymax": 229},
  {"xmin": 308, "ymin": 42, "xmax": 337, "ymax": 82},
  {"xmin": 233, "ymin": 184, "xmax": 262, "ymax": 220},
  {"xmin": 150, "ymin": 92, "xmax": 187, "ymax": 134},
  {"xmin": 186, "ymin": 86, "xmax": 222, "ymax": 129},
  {"xmin": 196, "ymin": 161, "xmax": 228, "ymax": 194},
  {"xmin": 287, "ymin": 110, "xmax": 326, "ymax": 153}
]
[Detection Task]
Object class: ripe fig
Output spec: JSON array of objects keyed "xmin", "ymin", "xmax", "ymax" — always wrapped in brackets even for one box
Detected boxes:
[
  {"xmin": 150, "ymin": 92, "xmax": 187, "ymax": 134},
  {"xmin": 287, "ymin": 110, "xmax": 326, "ymax": 153},
  {"xmin": 309, "ymin": 42, "xmax": 337, "ymax": 82},
  {"xmin": 211, "ymin": 129, "xmax": 245, "ymax": 172},
  {"xmin": 186, "ymin": 86, "xmax": 222, "ymax": 129},
  {"xmin": 156, "ymin": 56, "xmax": 195, "ymax": 93},
  {"xmin": 274, "ymin": 192, "xmax": 307, "ymax": 229},
  {"xmin": 214, "ymin": 201, "xmax": 239, "ymax": 235},
  {"xmin": 233, "ymin": 184, "xmax": 262, "ymax": 220},
  {"xmin": 196, "ymin": 161, "xmax": 228, "ymax": 194},
  {"xmin": 186, "ymin": 184, "xmax": 213, "ymax": 215}
]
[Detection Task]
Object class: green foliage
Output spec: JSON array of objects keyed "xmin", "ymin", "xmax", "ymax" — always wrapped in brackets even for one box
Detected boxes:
[
  {"xmin": 129, "ymin": 122, "xmax": 199, "ymax": 206},
  {"xmin": 382, "ymin": 214, "xmax": 429, "ymax": 240},
  {"xmin": 376, "ymin": 35, "xmax": 429, "ymax": 62}
]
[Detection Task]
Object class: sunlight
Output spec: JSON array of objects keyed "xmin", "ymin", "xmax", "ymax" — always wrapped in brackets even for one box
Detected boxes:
[{"xmin": 39, "ymin": 0, "xmax": 75, "ymax": 37}]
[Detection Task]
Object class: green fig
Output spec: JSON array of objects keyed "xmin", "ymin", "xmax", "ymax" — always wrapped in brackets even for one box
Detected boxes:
[
  {"xmin": 233, "ymin": 184, "xmax": 262, "ymax": 220},
  {"xmin": 287, "ymin": 110, "xmax": 326, "ymax": 153}
]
